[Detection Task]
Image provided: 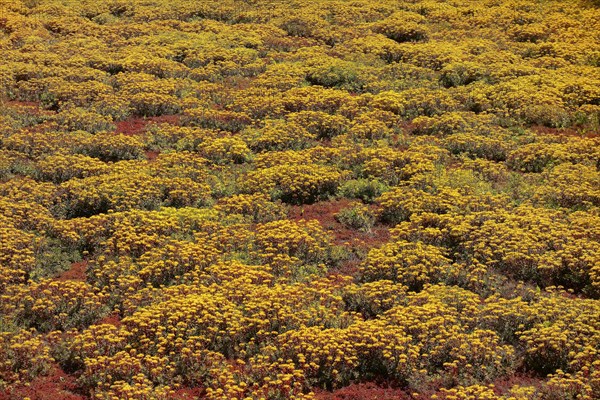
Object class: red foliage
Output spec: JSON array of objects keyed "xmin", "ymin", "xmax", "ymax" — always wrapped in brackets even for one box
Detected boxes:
[
  {"xmin": 115, "ymin": 115, "xmax": 181, "ymax": 136},
  {"xmin": 289, "ymin": 199, "xmax": 389, "ymax": 247},
  {"xmin": 57, "ymin": 261, "xmax": 88, "ymax": 282},
  {"xmin": 489, "ymin": 373, "xmax": 545, "ymax": 395},
  {"xmin": 0, "ymin": 364, "xmax": 87, "ymax": 400},
  {"xmin": 97, "ymin": 312, "xmax": 122, "ymax": 328},
  {"xmin": 314, "ymin": 382, "xmax": 411, "ymax": 400},
  {"xmin": 115, "ymin": 117, "xmax": 148, "ymax": 136},
  {"xmin": 145, "ymin": 150, "xmax": 160, "ymax": 161},
  {"xmin": 171, "ymin": 387, "xmax": 206, "ymax": 399},
  {"xmin": 530, "ymin": 125, "xmax": 599, "ymax": 139}
]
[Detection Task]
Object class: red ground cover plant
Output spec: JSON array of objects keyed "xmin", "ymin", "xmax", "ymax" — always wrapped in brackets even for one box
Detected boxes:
[
  {"xmin": 314, "ymin": 382, "xmax": 411, "ymax": 400},
  {"xmin": 0, "ymin": 363, "xmax": 85, "ymax": 400},
  {"xmin": 56, "ymin": 261, "xmax": 87, "ymax": 282}
]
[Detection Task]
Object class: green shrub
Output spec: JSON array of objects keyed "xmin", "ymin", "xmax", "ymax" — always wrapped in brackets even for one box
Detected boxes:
[
  {"xmin": 338, "ymin": 178, "xmax": 389, "ymax": 203},
  {"xmin": 53, "ymin": 107, "xmax": 115, "ymax": 133},
  {"xmin": 372, "ymin": 12, "xmax": 429, "ymax": 43},
  {"xmin": 335, "ymin": 202, "xmax": 375, "ymax": 232},
  {"xmin": 306, "ymin": 60, "xmax": 366, "ymax": 92},
  {"xmin": 74, "ymin": 133, "xmax": 145, "ymax": 162}
]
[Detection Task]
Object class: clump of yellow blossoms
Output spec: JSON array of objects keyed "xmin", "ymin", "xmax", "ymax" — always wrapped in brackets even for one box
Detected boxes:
[{"xmin": 1, "ymin": 0, "xmax": 600, "ymax": 398}]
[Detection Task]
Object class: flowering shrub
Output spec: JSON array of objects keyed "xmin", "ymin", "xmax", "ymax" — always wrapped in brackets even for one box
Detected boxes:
[
  {"xmin": 371, "ymin": 11, "xmax": 430, "ymax": 43},
  {"xmin": 215, "ymin": 193, "xmax": 287, "ymax": 223},
  {"xmin": 0, "ymin": 329, "xmax": 54, "ymax": 390},
  {"xmin": 287, "ymin": 111, "xmax": 350, "ymax": 140},
  {"xmin": 375, "ymin": 186, "xmax": 462, "ymax": 225},
  {"xmin": 534, "ymin": 163, "xmax": 600, "ymax": 209},
  {"xmin": 506, "ymin": 137, "xmax": 599, "ymax": 173},
  {"xmin": 360, "ymin": 240, "xmax": 453, "ymax": 290},
  {"xmin": 444, "ymin": 132, "xmax": 511, "ymax": 161},
  {"xmin": 145, "ymin": 124, "xmax": 211, "ymax": 152},
  {"xmin": 37, "ymin": 154, "xmax": 109, "ymax": 183},
  {"xmin": 197, "ymin": 136, "xmax": 251, "ymax": 164},
  {"xmin": 3, "ymin": 130, "xmax": 86, "ymax": 159},
  {"xmin": 253, "ymin": 219, "xmax": 331, "ymax": 276},
  {"xmin": 184, "ymin": 107, "xmax": 252, "ymax": 133},
  {"xmin": 5, "ymin": 279, "xmax": 109, "ymax": 332},
  {"xmin": 243, "ymin": 163, "xmax": 346, "ymax": 204},
  {"xmin": 75, "ymin": 133, "xmax": 145, "ymax": 162},
  {"xmin": 306, "ymin": 59, "xmax": 366, "ymax": 92},
  {"xmin": 0, "ymin": 223, "xmax": 39, "ymax": 293},
  {"xmin": 343, "ymin": 280, "xmax": 407, "ymax": 318},
  {"xmin": 242, "ymin": 119, "xmax": 315, "ymax": 152},
  {"xmin": 2, "ymin": 0, "xmax": 600, "ymax": 398},
  {"xmin": 338, "ymin": 178, "xmax": 389, "ymax": 203},
  {"xmin": 53, "ymin": 106, "xmax": 114, "ymax": 133}
]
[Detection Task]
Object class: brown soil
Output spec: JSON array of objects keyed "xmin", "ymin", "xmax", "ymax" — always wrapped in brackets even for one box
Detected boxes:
[
  {"xmin": 289, "ymin": 199, "xmax": 389, "ymax": 248},
  {"xmin": 115, "ymin": 117, "xmax": 148, "ymax": 136},
  {"xmin": 4, "ymin": 100, "xmax": 40, "ymax": 109},
  {"xmin": 314, "ymin": 382, "xmax": 411, "ymax": 400},
  {"xmin": 0, "ymin": 364, "xmax": 87, "ymax": 400},
  {"xmin": 489, "ymin": 373, "xmax": 545, "ymax": 395},
  {"xmin": 396, "ymin": 120, "xmax": 417, "ymax": 135},
  {"xmin": 145, "ymin": 149, "xmax": 160, "ymax": 161},
  {"xmin": 290, "ymin": 199, "xmax": 353, "ymax": 238},
  {"xmin": 530, "ymin": 124, "xmax": 600, "ymax": 139},
  {"xmin": 172, "ymin": 387, "xmax": 206, "ymax": 399},
  {"xmin": 57, "ymin": 260, "xmax": 88, "ymax": 282},
  {"xmin": 115, "ymin": 114, "xmax": 181, "ymax": 136},
  {"xmin": 97, "ymin": 312, "xmax": 122, "ymax": 328},
  {"xmin": 289, "ymin": 199, "xmax": 390, "ymax": 277}
]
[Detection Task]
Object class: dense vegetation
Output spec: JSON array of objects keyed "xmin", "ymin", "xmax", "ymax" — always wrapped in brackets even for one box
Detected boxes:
[{"xmin": 0, "ymin": 0, "xmax": 599, "ymax": 399}]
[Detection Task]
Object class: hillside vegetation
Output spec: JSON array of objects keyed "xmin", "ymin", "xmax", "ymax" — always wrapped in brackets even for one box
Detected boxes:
[{"xmin": 0, "ymin": 0, "xmax": 599, "ymax": 399}]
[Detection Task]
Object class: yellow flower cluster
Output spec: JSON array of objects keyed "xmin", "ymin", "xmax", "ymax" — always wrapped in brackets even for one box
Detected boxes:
[
  {"xmin": 534, "ymin": 163, "xmax": 600, "ymax": 208},
  {"xmin": 145, "ymin": 123, "xmax": 218, "ymax": 152},
  {"xmin": 376, "ymin": 186, "xmax": 462, "ymax": 224},
  {"xmin": 75, "ymin": 132, "xmax": 145, "ymax": 161},
  {"xmin": 1, "ymin": 0, "xmax": 600, "ymax": 398},
  {"xmin": 214, "ymin": 193, "xmax": 287, "ymax": 223},
  {"xmin": 361, "ymin": 146, "xmax": 444, "ymax": 185},
  {"xmin": 244, "ymin": 163, "xmax": 347, "ymax": 204},
  {"xmin": 198, "ymin": 136, "xmax": 251, "ymax": 164},
  {"xmin": 287, "ymin": 111, "xmax": 350, "ymax": 140},
  {"xmin": 185, "ymin": 108, "xmax": 252, "ymax": 133},
  {"xmin": 54, "ymin": 106, "xmax": 114, "ymax": 133},
  {"xmin": 37, "ymin": 153, "xmax": 109, "ymax": 183},
  {"xmin": 3, "ymin": 279, "xmax": 108, "ymax": 332},
  {"xmin": 241, "ymin": 120, "xmax": 315, "ymax": 152},
  {"xmin": 3, "ymin": 129, "xmax": 83, "ymax": 159},
  {"xmin": 434, "ymin": 383, "xmax": 536, "ymax": 400},
  {"xmin": 253, "ymin": 219, "xmax": 331, "ymax": 277},
  {"xmin": 55, "ymin": 163, "xmax": 212, "ymax": 217},
  {"xmin": 0, "ymin": 329, "xmax": 54, "ymax": 390},
  {"xmin": 343, "ymin": 280, "xmax": 407, "ymax": 317},
  {"xmin": 390, "ymin": 203, "xmax": 600, "ymax": 296},
  {"xmin": 507, "ymin": 136, "xmax": 600, "ymax": 173},
  {"xmin": 0, "ymin": 222, "xmax": 38, "ymax": 292},
  {"xmin": 371, "ymin": 11, "xmax": 430, "ymax": 43},
  {"xmin": 360, "ymin": 240, "xmax": 453, "ymax": 290}
]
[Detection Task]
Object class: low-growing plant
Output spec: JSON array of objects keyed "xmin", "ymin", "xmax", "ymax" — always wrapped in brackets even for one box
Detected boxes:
[
  {"xmin": 335, "ymin": 202, "xmax": 375, "ymax": 232},
  {"xmin": 338, "ymin": 178, "xmax": 389, "ymax": 203}
]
